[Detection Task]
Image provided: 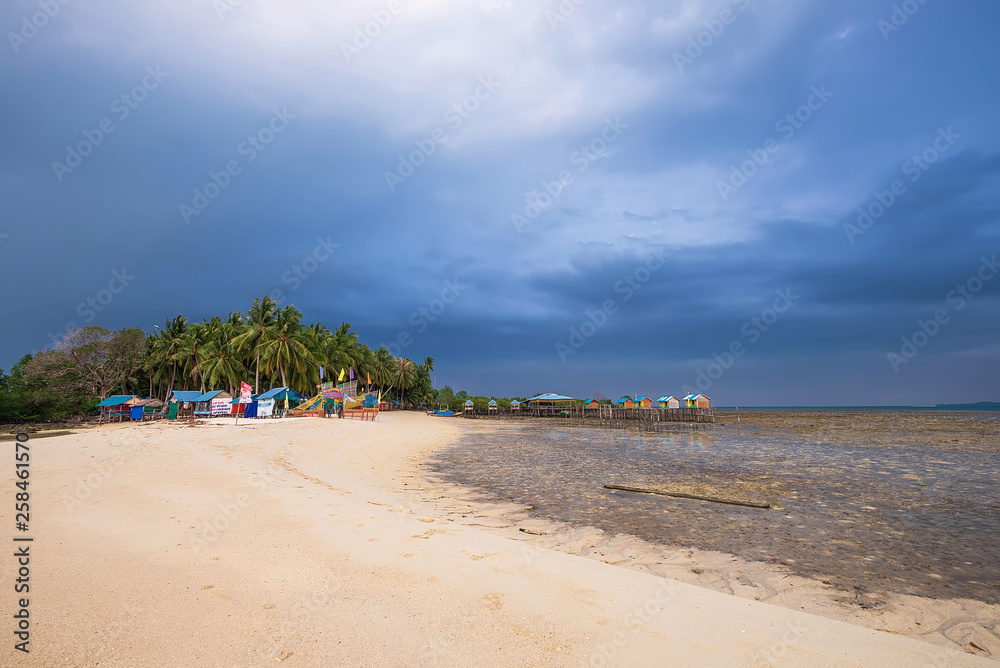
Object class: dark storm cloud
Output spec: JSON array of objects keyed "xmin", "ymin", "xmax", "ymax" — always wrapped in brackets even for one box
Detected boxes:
[{"xmin": 1, "ymin": 0, "xmax": 998, "ymax": 404}]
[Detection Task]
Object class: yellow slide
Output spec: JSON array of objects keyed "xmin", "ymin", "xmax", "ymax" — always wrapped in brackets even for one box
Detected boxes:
[{"xmin": 297, "ymin": 394, "xmax": 323, "ymax": 411}]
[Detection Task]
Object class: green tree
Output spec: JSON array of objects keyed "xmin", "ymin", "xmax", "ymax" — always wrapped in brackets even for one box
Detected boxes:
[
  {"xmin": 257, "ymin": 305, "xmax": 314, "ymax": 389},
  {"xmin": 233, "ymin": 296, "xmax": 277, "ymax": 393}
]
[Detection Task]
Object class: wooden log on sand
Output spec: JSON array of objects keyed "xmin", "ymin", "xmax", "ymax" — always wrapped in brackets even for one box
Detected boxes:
[{"xmin": 603, "ymin": 484, "xmax": 771, "ymax": 509}]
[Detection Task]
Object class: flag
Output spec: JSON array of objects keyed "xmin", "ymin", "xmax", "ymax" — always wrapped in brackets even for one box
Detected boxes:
[
  {"xmin": 338, "ymin": 368, "xmax": 345, "ymax": 381},
  {"xmin": 367, "ymin": 372, "xmax": 370, "ymax": 385},
  {"xmin": 350, "ymin": 366, "xmax": 354, "ymax": 380},
  {"xmin": 320, "ymin": 366, "xmax": 324, "ymax": 380}
]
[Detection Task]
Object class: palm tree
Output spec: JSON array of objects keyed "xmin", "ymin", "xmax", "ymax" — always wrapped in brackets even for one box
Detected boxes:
[
  {"xmin": 150, "ymin": 316, "xmax": 187, "ymax": 398},
  {"xmin": 370, "ymin": 346, "xmax": 396, "ymax": 394},
  {"xmin": 197, "ymin": 341, "xmax": 247, "ymax": 396},
  {"xmin": 233, "ymin": 296, "xmax": 277, "ymax": 393},
  {"xmin": 394, "ymin": 356, "xmax": 416, "ymax": 405},
  {"xmin": 257, "ymin": 305, "xmax": 315, "ymax": 389},
  {"xmin": 173, "ymin": 322, "xmax": 210, "ymax": 392}
]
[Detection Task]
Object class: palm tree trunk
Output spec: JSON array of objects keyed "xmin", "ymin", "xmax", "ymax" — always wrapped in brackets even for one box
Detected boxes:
[
  {"xmin": 255, "ymin": 352, "xmax": 260, "ymax": 392},
  {"xmin": 167, "ymin": 363, "xmax": 177, "ymax": 397}
]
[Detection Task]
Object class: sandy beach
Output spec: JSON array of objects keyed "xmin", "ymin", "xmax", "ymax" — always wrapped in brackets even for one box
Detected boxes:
[{"xmin": 2, "ymin": 413, "xmax": 995, "ymax": 667}]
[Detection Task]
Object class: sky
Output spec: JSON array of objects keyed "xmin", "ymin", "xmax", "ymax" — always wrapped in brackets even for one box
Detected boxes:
[{"xmin": 1, "ymin": 0, "xmax": 998, "ymax": 406}]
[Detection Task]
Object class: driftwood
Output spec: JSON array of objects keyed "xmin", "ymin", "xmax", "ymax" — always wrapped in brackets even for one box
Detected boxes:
[{"xmin": 603, "ymin": 484, "xmax": 771, "ymax": 509}]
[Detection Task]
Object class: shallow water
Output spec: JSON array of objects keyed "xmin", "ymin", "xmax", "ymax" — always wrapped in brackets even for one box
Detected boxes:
[{"xmin": 427, "ymin": 412, "xmax": 1000, "ymax": 604}]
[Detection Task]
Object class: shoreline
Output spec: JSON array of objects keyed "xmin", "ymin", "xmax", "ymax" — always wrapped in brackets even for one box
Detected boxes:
[
  {"xmin": 2, "ymin": 413, "xmax": 994, "ymax": 665},
  {"xmin": 415, "ymin": 416, "xmax": 999, "ymax": 657}
]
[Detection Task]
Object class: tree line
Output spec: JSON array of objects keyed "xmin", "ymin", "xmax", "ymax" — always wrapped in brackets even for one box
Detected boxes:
[{"xmin": 0, "ymin": 296, "xmax": 438, "ymax": 423}]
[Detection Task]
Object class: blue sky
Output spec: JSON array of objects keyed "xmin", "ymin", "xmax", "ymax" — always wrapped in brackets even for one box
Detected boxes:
[{"xmin": 1, "ymin": 0, "xmax": 998, "ymax": 405}]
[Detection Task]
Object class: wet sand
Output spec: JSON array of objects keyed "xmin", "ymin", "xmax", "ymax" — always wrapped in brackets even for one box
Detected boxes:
[{"xmin": 425, "ymin": 410, "xmax": 1000, "ymax": 658}]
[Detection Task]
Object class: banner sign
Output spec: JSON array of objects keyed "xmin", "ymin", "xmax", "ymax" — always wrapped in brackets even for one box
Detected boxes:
[
  {"xmin": 257, "ymin": 399, "xmax": 274, "ymax": 417},
  {"xmin": 210, "ymin": 398, "xmax": 232, "ymax": 415},
  {"xmin": 240, "ymin": 382, "xmax": 253, "ymax": 401}
]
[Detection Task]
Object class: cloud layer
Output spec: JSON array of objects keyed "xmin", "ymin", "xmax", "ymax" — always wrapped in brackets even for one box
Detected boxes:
[{"xmin": 2, "ymin": 0, "xmax": 998, "ymax": 404}]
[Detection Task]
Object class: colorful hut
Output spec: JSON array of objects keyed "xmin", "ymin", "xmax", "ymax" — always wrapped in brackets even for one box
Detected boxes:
[
  {"xmin": 524, "ymin": 394, "xmax": 577, "ymax": 414},
  {"xmin": 166, "ymin": 391, "xmax": 201, "ymax": 419},
  {"xmin": 488, "ymin": 399, "xmax": 498, "ymax": 414},
  {"xmin": 617, "ymin": 397, "xmax": 634, "ymax": 409},
  {"xmin": 585, "ymin": 399, "xmax": 600, "ymax": 410},
  {"xmin": 657, "ymin": 395, "xmax": 680, "ymax": 409},
  {"xmin": 464, "ymin": 399, "xmax": 474, "ymax": 413},
  {"xmin": 194, "ymin": 390, "xmax": 233, "ymax": 417},
  {"xmin": 525, "ymin": 393, "xmax": 577, "ymax": 406},
  {"xmin": 635, "ymin": 396, "xmax": 653, "ymax": 409},
  {"xmin": 257, "ymin": 387, "xmax": 303, "ymax": 416},
  {"xmin": 510, "ymin": 400, "xmax": 521, "ymax": 411},
  {"xmin": 684, "ymin": 394, "xmax": 711, "ymax": 409},
  {"xmin": 96, "ymin": 395, "xmax": 137, "ymax": 423}
]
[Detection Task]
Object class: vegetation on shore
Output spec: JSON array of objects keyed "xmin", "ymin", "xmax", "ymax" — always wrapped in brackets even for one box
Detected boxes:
[{"xmin": 0, "ymin": 296, "xmax": 437, "ymax": 423}]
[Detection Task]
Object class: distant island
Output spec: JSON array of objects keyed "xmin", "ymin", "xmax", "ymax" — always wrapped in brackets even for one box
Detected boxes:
[{"xmin": 934, "ymin": 401, "xmax": 1000, "ymax": 411}]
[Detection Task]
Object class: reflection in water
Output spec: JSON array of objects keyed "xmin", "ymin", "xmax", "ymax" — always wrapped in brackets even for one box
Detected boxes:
[{"xmin": 427, "ymin": 414, "xmax": 1000, "ymax": 604}]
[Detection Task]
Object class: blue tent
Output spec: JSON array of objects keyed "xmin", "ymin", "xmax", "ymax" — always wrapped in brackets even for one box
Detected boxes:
[
  {"xmin": 257, "ymin": 387, "xmax": 303, "ymax": 402},
  {"xmin": 167, "ymin": 391, "xmax": 202, "ymax": 403},
  {"xmin": 96, "ymin": 395, "xmax": 135, "ymax": 407}
]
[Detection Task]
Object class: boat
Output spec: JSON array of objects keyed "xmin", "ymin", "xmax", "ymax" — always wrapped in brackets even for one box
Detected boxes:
[{"xmin": 429, "ymin": 410, "xmax": 454, "ymax": 417}]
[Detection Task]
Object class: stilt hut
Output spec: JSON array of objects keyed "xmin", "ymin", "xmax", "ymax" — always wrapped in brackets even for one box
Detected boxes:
[
  {"xmin": 657, "ymin": 395, "xmax": 680, "ymax": 409},
  {"xmin": 96, "ymin": 395, "xmax": 137, "ymax": 423},
  {"xmin": 684, "ymin": 394, "xmax": 711, "ymax": 409},
  {"xmin": 464, "ymin": 399, "xmax": 474, "ymax": 413},
  {"xmin": 635, "ymin": 396, "xmax": 653, "ymax": 409},
  {"xmin": 585, "ymin": 399, "xmax": 599, "ymax": 410},
  {"xmin": 510, "ymin": 400, "xmax": 521, "ymax": 412},
  {"xmin": 617, "ymin": 396, "xmax": 634, "ymax": 409},
  {"xmin": 524, "ymin": 394, "xmax": 577, "ymax": 415},
  {"xmin": 488, "ymin": 399, "xmax": 498, "ymax": 414}
]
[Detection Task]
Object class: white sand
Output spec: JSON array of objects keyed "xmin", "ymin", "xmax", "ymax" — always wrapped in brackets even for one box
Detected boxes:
[{"xmin": 2, "ymin": 413, "xmax": 994, "ymax": 666}]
